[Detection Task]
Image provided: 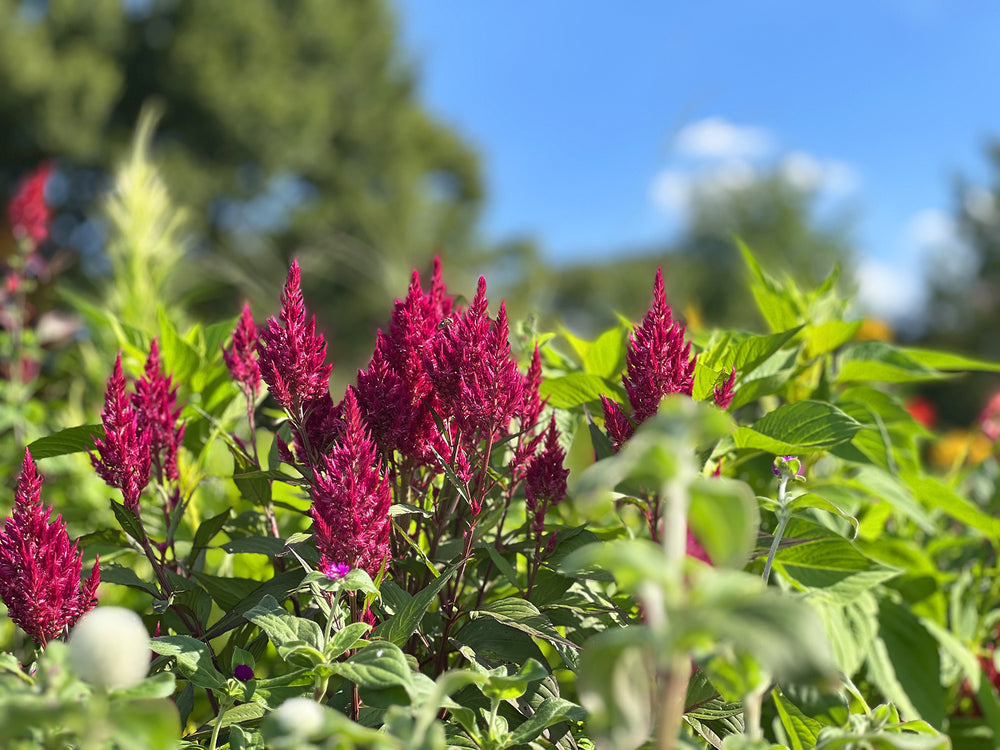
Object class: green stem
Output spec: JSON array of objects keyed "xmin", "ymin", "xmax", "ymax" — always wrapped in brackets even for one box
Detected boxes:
[{"xmin": 762, "ymin": 476, "xmax": 791, "ymax": 586}]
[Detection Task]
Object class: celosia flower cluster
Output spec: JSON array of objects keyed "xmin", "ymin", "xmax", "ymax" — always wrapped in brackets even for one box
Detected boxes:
[
  {"xmin": 601, "ymin": 267, "xmax": 736, "ymax": 449},
  {"xmin": 243, "ymin": 258, "xmax": 569, "ymax": 580},
  {"xmin": 7, "ymin": 162, "xmax": 52, "ymax": 247},
  {"xmin": 223, "ymin": 303, "xmax": 262, "ymax": 398},
  {"xmin": 0, "ymin": 450, "xmax": 100, "ymax": 646},
  {"xmin": 525, "ymin": 416, "xmax": 570, "ymax": 537},
  {"xmin": 91, "ymin": 341, "xmax": 186, "ymax": 513}
]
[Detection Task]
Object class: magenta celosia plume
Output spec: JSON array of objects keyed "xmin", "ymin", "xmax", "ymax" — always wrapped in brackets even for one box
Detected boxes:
[
  {"xmin": 429, "ymin": 276, "xmax": 524, "ymax": 442},
  {"xmin": 0, "ymin": 450, "xmax": 100, "ymax": 646},
  {"xmin": 525, "ymin": 416, "xmax": 569, "ymax": 536},
  {"xmin": 310, "ymin": 388, "xmax": 391, "ymax": 578},
  {"xmin": 602, "ymin": 267, "xmax": 736, "ymax": 449},
  {"xmin": 132, "ymin": 339, "xmax": 185, "ymax": 483},
  {"xmin": 91, "ymin": 353, "xmax": 152, "ymax": 513},
  {"xmin": 223, "ymin": 303, "xmax": 262, "ymax": 397},
  {"xmin": 7, "ymin": 162, "xmax": 52, "ymax": 247},
  {"xmin": 257, "ymin": 260, "xmax": 333, "ymax": 416}
]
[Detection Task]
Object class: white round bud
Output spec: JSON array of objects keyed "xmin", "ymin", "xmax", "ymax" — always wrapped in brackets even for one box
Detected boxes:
[
  {"xmin": 67, "ymin": 607, "xmax": 151, "ymax": 690},
  {"xmin": 269, "ymin": 697, "xmax": 325, "ymax": 738}
]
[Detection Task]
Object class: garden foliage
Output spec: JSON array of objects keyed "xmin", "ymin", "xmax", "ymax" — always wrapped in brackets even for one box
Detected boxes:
[{"xmin": 4, "ymin": 151, "xmax": 1000, "ymax": 750}]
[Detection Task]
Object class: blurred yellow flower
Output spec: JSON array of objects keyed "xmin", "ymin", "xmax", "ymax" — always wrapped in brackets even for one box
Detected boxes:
[
  {"xmin": 929, "ymin": 428, "xmax": 994, "ymax": 469},
  {"xmin": 855, "ymin": 318, "xmax": 894, "ymax": 342}
]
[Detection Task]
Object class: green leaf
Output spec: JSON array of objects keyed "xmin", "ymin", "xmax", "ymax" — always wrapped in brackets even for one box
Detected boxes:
[
  {"xmin": 327, "ymin": 622, "xmax": 372, "ymax": 660},
  {"xmin": 151, "ymin": 635, "xmax": 226, "ymax": 690},
  {"xmin": 101, "ymin": 563, "xmax": 160, "ymax": 597},
  {"xmin": 803, "ymin": 320, "xmax": 862, "ymax": 359},
  {"xmin": 205, "ymin": 569, "xmax": 308, "ymax": 640},
  {"xmin": 337, "ymin": 642, "xmax": 412, "ymax": 690},
  {"xmin": 230, "ymin": 449, "xmax": 272, "ymax": 507},
  {"xmin": 847, "ymin": 468, "xmax": 936, "ymax": 534},
  {"xmin": 185, "ymin": 509, "xmax": 231, "ymax": 567},
  {"xmin": 836, "ymin": 342, "xmax": 946, "ymax": 384},
  {"xmin": 110, "ymin": 499, "xmax": 145, "ymax": 542},
  {"xmin": 245, "ymin": 594, "xmax": 323, "ymax": 652},
  {"xmin": 900, "ymin": 347, "xmax": 1000, "ymax": 373},
  {"xmin": 740, "ymin": 240, "xmax": 801, "ymax": 332},
  {"xmin": 221, "ymin": 536, "xmax": 288, "ymax": 556},
  {"xmin": 786, "ymin": 493, "xmax": 859, "ymax": 538},
  {"xmin": 728, "ymin": 346, "xmax": 801, "ymax": 410},
  {"xmin": 902, "ymin": 473, "xmax": 1000, "ymax": 538},
  {"xmin": 734, "ymin": 400, "xmax": 861, "ymax": 453},
  {"xmin": 373, "ymin": 564, "xmax": 456, "ymax": 646},
  {"xmin": 540, "ymin": 372, "xmax": 614, "ymax": 408},
  {"xmin": 472, "ymin": 598, "xmax": 579, "ymax": 653},
  {"xmin": 701, "ymin": 326, "xmax": 803, "ymax": 375},
  {"xmin": 582, "ymin": 326, "xmax": 628, "ymax": 379},
  {"xmin": 110, "ymin": 671, "xmax": 177, "ymax": 701},
  {"xmin": 192, "ymin": 572, "xmax": 261, "ymax": 612},
  {"xmin": 454, "ymin": 618, "xmax": 548, "ymax": 667},
  {"xmin": 772, "ymin": 686, "xmax": 823, "ymax": 750},
  {"xmin": 771, "ymin": 538, "xmax": 900, "ymax": 603},
  {"xmin": 27, "ymin": 424, "xmax": 104, "ymax": 459},
  {"xmin": 688, "ymin": 476, "xmax": 759, "ymax": 568},
  {"xmin": 866, "ymin": 600, "xmax": 945, "ymax": 729},
  {"xmin": 481, "ymin": 658, "xmax": 548, "ymax": 701}
]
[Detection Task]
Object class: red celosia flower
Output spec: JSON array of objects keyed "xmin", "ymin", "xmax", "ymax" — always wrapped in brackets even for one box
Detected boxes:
[
  {"xmin": 7, "ymin": 162, "xmax": 52, "ymax": 247},
  {"xmin": 132, "ymin": 339, "xmax": 185, "ymax": 483},
  {"xmin": 981, "ymin": 393, "xmax": 1000, "ymax": 442},
  {"xmin": 91, "ymin": 354, "xmax": 152, "ymax": 513},
  {"xmin": 429, "ymin": 277, "xmax": 524, "ymax": 442},
  {"xmin": 223, "ymin": 303, "xmax": 262, "ymax": 397},
  {"xmin": 0, "ymin": 450, "xmax": 100, "ymax": 646},
  {"xmin": 525, "ymin": 416, "xmax": 569, "ymax": 536},
  {"xmin": 357, "ymin": 261, "xmax": 453, "ymax": 464},
  {"xmin": 510, "ymin": 346, "xmax": 548, "ymax": 479},
  {"xmin": 257, "ymin": 260, "xmax": 333, "ymax": 415},
  {"xmin": 602, "ymin": 268, "xmax": 736, "ymax": 449},
  {"xmin": 310, "ymin": 388, "xmax": 391, "ymax": 578}
]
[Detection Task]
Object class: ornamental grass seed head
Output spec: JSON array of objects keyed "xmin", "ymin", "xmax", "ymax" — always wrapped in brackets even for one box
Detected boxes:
[
  {"xmin": 91, "ymin": 353, "xmax": 152, "ymax": 513},
  {"xmin": 0, "ymin": 450, "xmax": 100, "ymax": 646}
]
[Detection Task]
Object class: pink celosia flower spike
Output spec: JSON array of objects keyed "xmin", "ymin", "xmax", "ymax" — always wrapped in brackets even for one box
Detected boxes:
[
  {"xmin": 310, "ymin": 388, "xmax": 391, "ymax": 578},
  {"xmin": 223, "ymin": 303, "xmax": 262, "ymax": 397},
  {"xmin": 525, "ymin": 416, "xmax": 569, "ymax": 537},
  {"xmin": 91, "ymin": 353, "xmax": 152, "ymax": 513},
  {"xmin": 256, "ymin": 260, "xmax": 333, "ymax": 415},
  {"xmin": 7, "ymin": 162, "xmax": 53, "ymax": 247},
  {"xmin": 133, "ymin": 339, "xmax": 185, "ymax": 483},
  {"xmin": 0, "ymin": 450, "xmax": 100, "ymax": 646},
  {"xmin": 713, "ymin": 367, "xmax": 737, "ymax": 410}
]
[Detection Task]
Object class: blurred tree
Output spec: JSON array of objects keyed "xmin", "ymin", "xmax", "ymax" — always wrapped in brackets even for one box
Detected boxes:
[
  {"xmin": 920, "ymin": 142, "xmax": 1000, "ymax": 425},
  {"xmin": 493, "ymin": 170, "xmax": 855, "ymax": 337},
  {"xmin": 0, "ymin": 0, "xmax": 482, "ymax": 364}
]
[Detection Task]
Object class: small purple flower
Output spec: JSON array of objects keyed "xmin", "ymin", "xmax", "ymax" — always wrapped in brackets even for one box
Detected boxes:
[
  {"xmin": 772, "ymin": 455, "xmax": 805, "ymax": 480},
  {"xmin": 234, "ymin": 664, "xmax": 255, "ymax": 682},
  {"xmin": 321, "ymin": 561, "xmax": 350, "ymax": 581}
]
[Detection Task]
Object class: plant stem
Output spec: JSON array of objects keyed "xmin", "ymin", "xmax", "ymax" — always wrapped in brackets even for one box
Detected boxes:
[{"xmin": 762, "ymin": 476, "xmax": 791, "ymax": 585}]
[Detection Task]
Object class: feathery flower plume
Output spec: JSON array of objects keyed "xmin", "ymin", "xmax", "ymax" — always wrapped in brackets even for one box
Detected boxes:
[
  {"xmin": 602, "ymin": 268, "xmax": 736, "ymax": 449},
  {"xmin": 525, "ymin": 416, "xmax": 569, "ymax": 536},
  {"xmin": 91, "ymin": 354, "xmax": 152, "ymax": 513},
  {"xmin": 510, "ymin": 345, "xmax": 547, "ymax": 479},
  {"xmin": 310, "ymin": 388, "xmax": 391, "ymax": 578},
  {"xmin": 223, "ymin": 303, "xmax": 262, "ymax": 397},
  {"xmin": 7, "ymin": 162, "xmax": 52, "ymax": 247},
  {"xmin": 132, "ymin": 339, "xmax": 185, "ymax": 482},
  {"xmin": 357, "ymin": 261, "xmax": 453, "ymax": 461},
  {"xmin": 257, "ymin": 260, "xmax": 333, "ymax": 415},
  {"xmin": 429, "ymin": 277, "xmax": 524, "ymax": 441},
  {"xmin": 0, "ymin": 450, "xmax": 100, "ymax": 646}
]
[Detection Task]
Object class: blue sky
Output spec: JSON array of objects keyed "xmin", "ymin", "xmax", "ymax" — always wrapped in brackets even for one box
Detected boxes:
[{"xmin": 395, "ymin": 1, "xmax": 1000, "ymax": 324}]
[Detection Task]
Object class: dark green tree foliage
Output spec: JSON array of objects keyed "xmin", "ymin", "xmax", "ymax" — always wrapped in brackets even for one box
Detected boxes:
[
  {"xmin": 495, "ymin": 171, "xmax": 854, "ymax": 336},
  {"xmin": 921, "ymin": 142, "xmax": 1000, "ymax": 424},
  {"xmin": 0, "ymin": 0, "xmax": 482, "ymax": 363}
]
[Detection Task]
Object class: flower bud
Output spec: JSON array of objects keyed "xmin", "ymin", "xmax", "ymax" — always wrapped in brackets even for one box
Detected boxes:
[
  {"xmin": 68, "ymin": 606, "xmax": 150, "ymax": 690},
  {"xmin": 772, "ymin": 455, "xmax": 805, "ymax": 482}
]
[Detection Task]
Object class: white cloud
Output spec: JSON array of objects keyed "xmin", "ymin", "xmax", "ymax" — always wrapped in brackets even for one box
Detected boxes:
[
  {"xmin": 907, "ymin": 209, "xmax": 957, "ymax": 249},
  {"xmin": 964, "ymin": 188, "xmax": 998, "ymax": 225},
  {"xmin": 779, "ymin": 152, "xmax": 860, "ymax": 196},
  {"xmin": 674, "ymin": 117, "xmax": 773, "ymax": 160},
  {"xmin": 853, "ymin": 258, "xmax": 926, "ymax": 323},
  {"xmin": 650, "ymin": 161, "xmax": 758, "ymax": 218}
]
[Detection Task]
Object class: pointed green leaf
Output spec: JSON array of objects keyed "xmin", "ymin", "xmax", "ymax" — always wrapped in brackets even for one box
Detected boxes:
[
  {"xmin": 151, "ymin": 635, "xmax": 226, "ymax": 690},
  {"xmin": 27, "ymin": 424, "xmax": 104, "ymax": 459}
]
